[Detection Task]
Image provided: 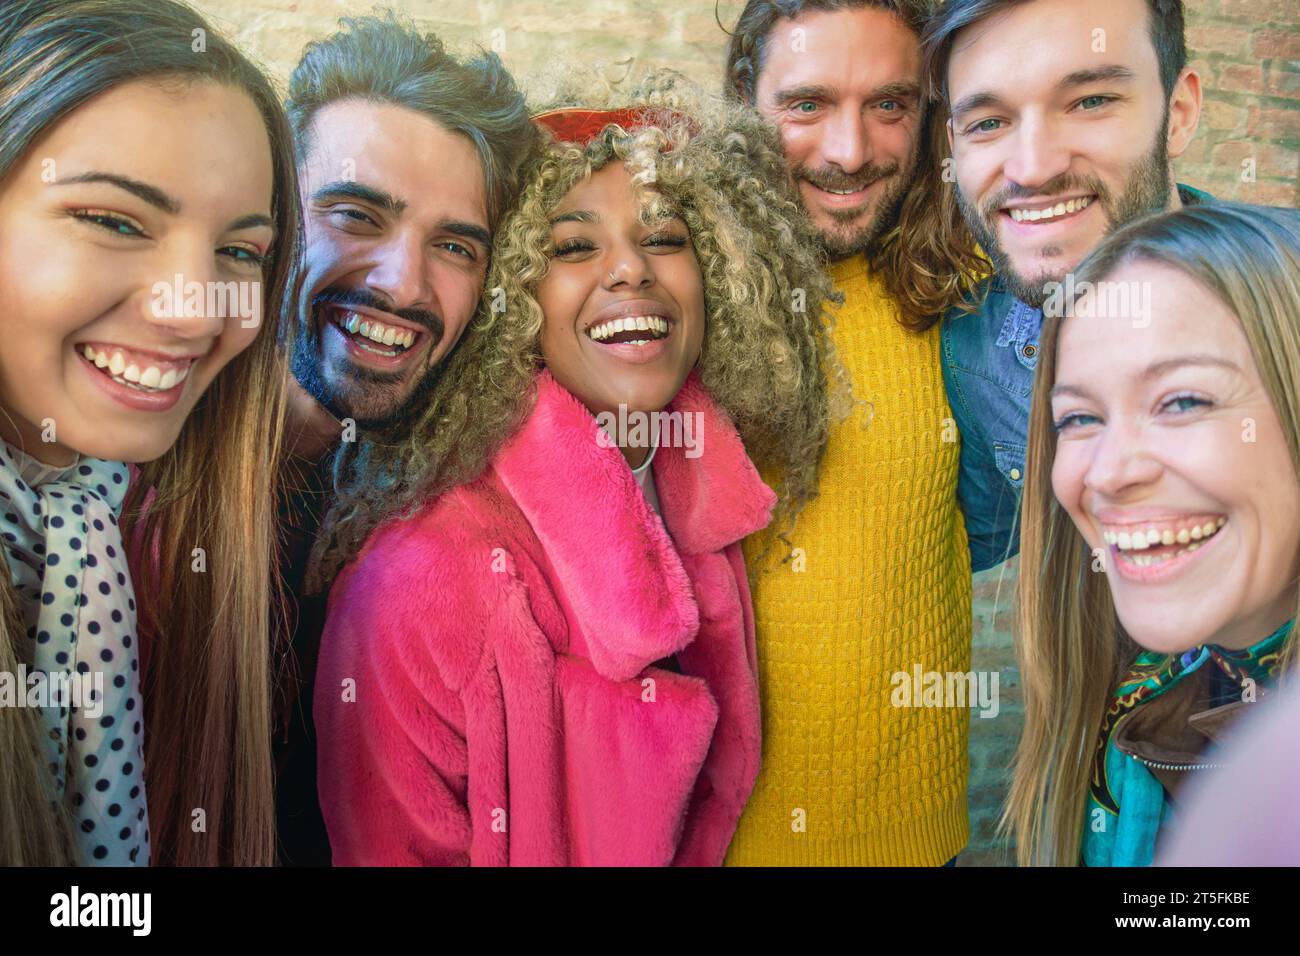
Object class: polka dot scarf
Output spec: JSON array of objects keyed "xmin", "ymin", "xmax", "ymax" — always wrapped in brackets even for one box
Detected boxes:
[{"xmin": 1, "ymin": 441, "xmax": 148, "ymax": 865}]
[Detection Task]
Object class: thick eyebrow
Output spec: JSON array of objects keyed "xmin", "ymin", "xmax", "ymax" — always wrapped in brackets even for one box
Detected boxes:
[
  {"xmin": 1058, "ymin": 65, "xmax": 1137, "ymax": 89},
  {"xmin": 550, "ymin": 209, "xmax": 597, "ymax": 226},
  {"xmin": 441, "ymin": 219, "xmax": 491, "ymax": 248},
  {"xmin": 54, "ymin": 171, "xmax": 180, "ymax": 214},
  {"xmin": 771, "ymin": 83, "xmax": 837, "ymax": 106},
  {"xmin": 950, "ymin": 90, "xmax": 1006, "ymax": 123},
  {"xmin": 311, "ymin": 180, "xmax": 406, "ymax": 216},
  {"xmin": 1051, "ymin": 355, "xmax": 1243, "ymax": 400},
  {"xmin": 228, "ymin": 213, "xmax": 274, "ymax": 232},
  {"xmin": 772, "ymin": 81, "xmax": 919, "ymax": 107},
  {"xmin": 952, "ymin": 65, "xmax": 1136, "ymax": 122},
  {"xmin": 315, "ymin": 181, "xmax": 489, "ymax": 245},
  {"xmin": 56, "ymin": 171, "xmax": 271, "ymax": 234}
]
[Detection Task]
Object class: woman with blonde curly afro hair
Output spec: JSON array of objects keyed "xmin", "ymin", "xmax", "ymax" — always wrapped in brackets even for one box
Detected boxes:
[{"xmin": 310, "ymin": 71, "xmax": 845, "ymax": 865}]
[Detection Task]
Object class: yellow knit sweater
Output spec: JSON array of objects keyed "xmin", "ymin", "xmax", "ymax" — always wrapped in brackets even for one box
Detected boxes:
[{"xmin": 726, "ymin": 256, "xmax": 972, "ymax": 866}]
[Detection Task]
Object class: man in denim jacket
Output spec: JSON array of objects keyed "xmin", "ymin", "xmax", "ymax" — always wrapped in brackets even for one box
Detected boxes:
[{"xmin": 920, "ymin": 0, "xmax": 1209, "ymax": 570}]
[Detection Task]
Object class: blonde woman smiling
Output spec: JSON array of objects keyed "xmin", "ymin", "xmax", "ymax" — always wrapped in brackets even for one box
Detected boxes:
[{"xmin": 1008, "ymin": 203, "xmax": 1300, "ymax": 866}]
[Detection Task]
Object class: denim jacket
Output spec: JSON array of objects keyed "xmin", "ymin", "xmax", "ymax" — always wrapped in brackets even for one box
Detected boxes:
[{"xmin": 940, "ymin": 184, "xmax": 1213, "ymax": 572}]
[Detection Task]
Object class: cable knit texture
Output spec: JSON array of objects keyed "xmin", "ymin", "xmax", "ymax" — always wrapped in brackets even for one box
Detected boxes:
[
  {"xmin": 314, "ymin": 370, "xmax": 774, "ymax": 865},
  {"xmin": 726, "ymin": 256, "xmax": 973, "ymax": 866}
]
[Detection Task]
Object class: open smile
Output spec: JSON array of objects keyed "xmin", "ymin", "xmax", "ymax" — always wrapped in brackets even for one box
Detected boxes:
[
  {"xmin": 1001, "ymin": 195, "xmax": 1097, "ymax": 227},
  {"xmin": 325, "ymin": 306, "xmax": 430, "ymax": 369},
  {"xmin": 76, "ymin": 342, "xmax": 201, "ymax": 412},
  {"xmin": 806, "ymin": 179, "xmax": 879, "ymax": 210},
  {"xmin": 582, "ymin": 302, "xmax": 676, "ymax": 366},
  {"xmin": 1101, "ymin": 514, "xmax": 1228, "ymax": 581}
]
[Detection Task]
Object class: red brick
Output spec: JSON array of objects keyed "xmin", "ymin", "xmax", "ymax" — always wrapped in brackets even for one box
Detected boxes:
[
  {"xmin": 1218, "ymin": 0, "xmax": 1300, "ymax": 26},
  {"xmin": 1253, "ymin": 28, "xmax": 1300, "ymax": 59},
  {"xmin": 1187, "ymin": 24, "xmax": 1253, "ymax": 57},
  {"xmin": 1218, "ymin": 63, "xmax": 1265, "ymax": 95},
  {"xmin": 1250, "ymin": 107, "xmax": 1300, "ymax": 141},
  {"xmin": 1202, "ymin": 99, "xmax": 1249, "ymax": 133}
]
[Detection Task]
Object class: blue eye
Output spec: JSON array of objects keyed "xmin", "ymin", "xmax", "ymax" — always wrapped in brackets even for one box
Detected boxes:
[
  {"xmin": 794, "ymin": 101, "xmax": 818, "ymax": 114},
  {"xmin": 220, "ymin": 245, "xmax": 265, "ymax": 267},
  {"xmin": 1052, "ymin": 411, "xmax": 1101, "ymax": 432},
  {"xmin": 73, "ymin": 210, "xmax": 145, "ymax": 238},
  {"xmin": 1078, "ymin": 95, "xmax": 1112, "ymax": 110},
  {"xmin": 1161, "ymin": 394, "xmax": 1210, "ymax": 414},
  {"xmin": 967, "ymin": 118, "xmax": 1002, "ymax": 136}
]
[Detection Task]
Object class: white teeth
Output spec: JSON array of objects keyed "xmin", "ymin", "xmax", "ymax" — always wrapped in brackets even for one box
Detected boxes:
[
  {"xmin": 587, "ymin": 315, "xmax": 669, "ymax": 342},
  {"xmin": 1107, "ymin": 518, "xmax": 1226, "ymax": 553},
  {"xmin": 88, "ymin": 346, "xmax": 190, "ymax": 392},
  {"xmin": 339, "ymin": 313, "xmax": 415, "ymax": 350},
  {"xmin": 1009, "ymin": 196, "xmax": 1093, "ymax": 223}
]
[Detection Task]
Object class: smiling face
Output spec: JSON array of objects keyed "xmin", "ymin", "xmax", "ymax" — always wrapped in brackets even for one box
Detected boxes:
[
  {"xmin": 1050, "ymin": 260, "xmax": 1300, "ymax": 653},
  {"xmin": 293, "ymin": 98, "xmax": 490, "ymax": 428},
  {"xmin": 536, "ymin": 163, "xmax": 705, "ymax": 437},
  {"xmin": 753, "ymin": 7, "xmax": 923, "ymax": 259},
  {"xmin": 946, "ymin": 0, "xmax": 1200, "ymax": 307},
  {"xmin": 0, "ymin": 79, "xmax": 274, "ymax": 466}
]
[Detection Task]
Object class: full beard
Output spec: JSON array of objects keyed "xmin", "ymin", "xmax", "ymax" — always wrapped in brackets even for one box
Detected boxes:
[
  {"xmin": 289, "ymin": 302, "xmax": 444, "ymax": 435},
  {"xmin": 957, "ymin": 116, "xmax": 1174, "ymax": 308},
  {"xmin": 801, "ymin": 151, "xmax": 917, "ymax": 260}
]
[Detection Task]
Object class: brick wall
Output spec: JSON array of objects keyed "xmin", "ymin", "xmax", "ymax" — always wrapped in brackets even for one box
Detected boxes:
[{"xmin": 186, "ymin": 0, "xmax": 1297, "ymax": 865}]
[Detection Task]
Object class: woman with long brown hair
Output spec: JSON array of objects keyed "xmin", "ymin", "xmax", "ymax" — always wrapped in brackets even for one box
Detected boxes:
[
  {"xmin": 1007, "ymin": 203, "xmax": 1300, "ymax": 866},
  {"xmin": 0, "ymin": 0, "xmax": 299, "ymax": 865}
]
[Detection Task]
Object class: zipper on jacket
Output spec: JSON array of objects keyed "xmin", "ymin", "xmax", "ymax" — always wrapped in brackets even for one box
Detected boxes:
[{"xmin": 1133, "ymin": 756, "xmax": 1222, "ymax": 772}]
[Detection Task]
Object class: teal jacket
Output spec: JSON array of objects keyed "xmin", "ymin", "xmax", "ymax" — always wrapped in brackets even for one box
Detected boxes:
[{"xmin": 1083, "ymin": 620, "xmax": 1292, "ymax": 866}]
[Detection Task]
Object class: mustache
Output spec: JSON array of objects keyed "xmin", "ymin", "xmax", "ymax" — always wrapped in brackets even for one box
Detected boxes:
[
  {"xmin": 979, "ymin": 173, "xmax": 1112, "ymax": 219},
  {"xmin": 799, "ymin": 160, "xmax": 901, "ymax": 193},
  {"xmin": 311, "ymin": 286, "xmax": 445, "ymax": 347}
]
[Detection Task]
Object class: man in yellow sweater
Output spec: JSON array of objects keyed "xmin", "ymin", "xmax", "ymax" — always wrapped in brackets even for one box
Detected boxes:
[{"xmin": 723, "ymin": 0, "xmax": 984, "ymax": 865}]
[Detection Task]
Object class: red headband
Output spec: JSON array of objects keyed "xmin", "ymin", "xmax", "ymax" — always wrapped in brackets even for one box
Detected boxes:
[{"xmin": 531, "ymin": 106, "xmax": 697, "ymax": 146}]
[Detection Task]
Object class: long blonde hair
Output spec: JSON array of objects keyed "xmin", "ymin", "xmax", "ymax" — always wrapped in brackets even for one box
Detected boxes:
[
  {"xmin": 1007, "ymin": 202, "xmax": 1300, "ymax": 866},
  {"xmin": 311, "ymin": 71, "xmax": 846, "ymax": 587},
  {"xmin": 0, "ymin": 0, "xmax": 299, "ymax": 865}
]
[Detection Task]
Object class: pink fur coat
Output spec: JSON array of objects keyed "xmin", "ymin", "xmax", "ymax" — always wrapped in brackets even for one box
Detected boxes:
[{"xmin": 313, "ymin": 370, "xmax": 774, "ymax": 865}]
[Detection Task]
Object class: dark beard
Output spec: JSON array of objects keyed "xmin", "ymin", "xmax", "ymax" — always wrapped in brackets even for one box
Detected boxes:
[
  {"xmin": 956, "ymin": 115, "xmax": 1174, "ymax": 308},
  {"xmin": 290, "ymin": 286, "xmax": 446, "ymax": 433},
  {"xmin": 801, "ymin": 150, "xmax": 918, "ymax": 259}
]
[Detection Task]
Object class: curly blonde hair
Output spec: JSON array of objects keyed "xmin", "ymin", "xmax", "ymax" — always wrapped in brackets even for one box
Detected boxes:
[{"xmin": 309, "ymin": 71, "xmax": 849, "ymax": 588}]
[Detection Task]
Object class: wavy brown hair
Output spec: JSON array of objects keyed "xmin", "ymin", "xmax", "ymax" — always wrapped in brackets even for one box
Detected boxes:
[
  {"xmin": 723, "ymin": 0, "xmax": 985, "ymax": 330},
  {"xmin": 0, "ymin": 0, "xmax": 298, "ymax": 865},
  {"xmin": 310, "ymin": 72, "xmax": 847, "ymax": 587}
]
